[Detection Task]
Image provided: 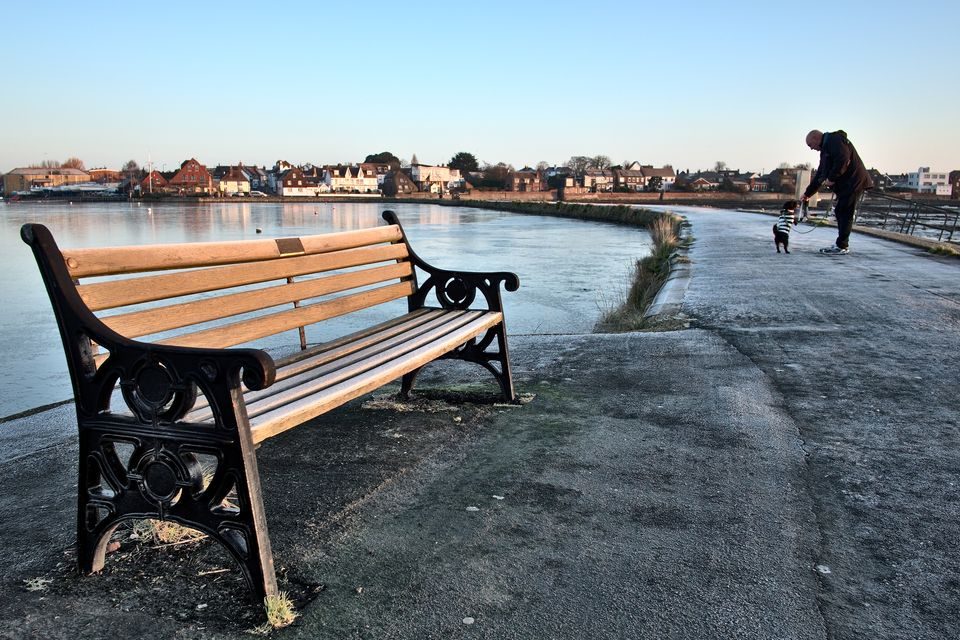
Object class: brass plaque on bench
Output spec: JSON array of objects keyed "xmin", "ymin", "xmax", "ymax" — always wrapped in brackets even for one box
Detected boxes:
[{"xmin": 275, "ymin": 238, "xmax": 305, "ymax": 257}]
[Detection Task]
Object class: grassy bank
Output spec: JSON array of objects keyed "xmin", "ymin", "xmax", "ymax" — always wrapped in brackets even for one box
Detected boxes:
[{"xmin": 456, "ymin": 200, "xmax": 684, "ymax": 332}]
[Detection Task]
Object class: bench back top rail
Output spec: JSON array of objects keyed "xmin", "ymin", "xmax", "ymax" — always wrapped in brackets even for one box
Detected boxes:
[{"xmin": 25, "ymin": 222, "xmax": 418, "ymax": 366}]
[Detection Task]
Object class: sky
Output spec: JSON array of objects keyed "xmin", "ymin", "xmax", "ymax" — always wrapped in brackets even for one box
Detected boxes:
[{"xmin": 2, "ymin": 0, "xmax": 957, "ymax": 176}]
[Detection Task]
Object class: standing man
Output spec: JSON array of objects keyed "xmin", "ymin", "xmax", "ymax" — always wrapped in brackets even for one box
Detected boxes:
[{"xmin": 802, "ymin": 129, "xmax": 873, "ymax": 254}]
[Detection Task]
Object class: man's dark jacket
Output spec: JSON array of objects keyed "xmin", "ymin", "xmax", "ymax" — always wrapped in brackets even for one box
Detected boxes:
[{"xmin": 804, "ymin": 130, "xmax": 873, "ymax": 198}]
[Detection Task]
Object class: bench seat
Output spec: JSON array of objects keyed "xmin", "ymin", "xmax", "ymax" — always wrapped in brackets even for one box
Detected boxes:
[{"xmin": 184, "ymin": 308, "xmax": 503, "ymax": 442}]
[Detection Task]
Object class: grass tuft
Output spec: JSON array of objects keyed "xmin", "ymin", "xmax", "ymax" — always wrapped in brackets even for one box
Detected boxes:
[
  {"xmin": 929, "ymin": 243, "xmax": 959, "ymax": 257},
  {"xmin": 264, "ymin": 591, "xmax": 298, "ymax": 628},
  {"xmin": 131, "ymin": 519, "xmax": 206, "ymax": 545}
]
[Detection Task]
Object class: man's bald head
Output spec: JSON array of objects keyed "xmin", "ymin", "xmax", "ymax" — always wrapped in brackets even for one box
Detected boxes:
[{"xmin": 806, "ymin": 130, "xmax": 824, "ymax": 151}]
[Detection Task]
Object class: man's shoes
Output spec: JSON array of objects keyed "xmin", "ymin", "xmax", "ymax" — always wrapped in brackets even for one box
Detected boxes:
[{"xmin": 819, "ymin": 245, "xmax": 850, "ymax": 255}]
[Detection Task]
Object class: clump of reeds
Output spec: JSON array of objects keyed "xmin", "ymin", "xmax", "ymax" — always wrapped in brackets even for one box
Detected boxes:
[
  {"xmin": 595, "ymin": 214, "xmax": 681, "ymax": 332},
  {"xmin": 454, "ymin": 200, "xmax": 685, "ymax": 330}
]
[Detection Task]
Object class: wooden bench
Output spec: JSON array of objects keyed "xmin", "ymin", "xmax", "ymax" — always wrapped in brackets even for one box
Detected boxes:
[{"xmin": 21, "ymin": 210, "xmax": 518, "ymax": 602}]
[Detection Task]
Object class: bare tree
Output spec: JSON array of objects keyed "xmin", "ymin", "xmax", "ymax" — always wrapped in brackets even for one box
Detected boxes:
[
  {"xmin": 36, "ymin": 159, "xmax": 61, "ymax": 168},
  {"xmin": 62, "ymin": 157, "xmax": 86, "ymax": 170},
  {"xmin": 122, "ymin": 159, "xmax": 141, "ymax": 182},
  {"xmin": 480, "ymin": 162, "xmax": 513, "ymax": 190},
  {"xmin": 589, "ymin": 155, "xmax": 612, "ymax": 170},
  {"xmin": 564, "ymin": 156, "xmax": 591, "ymax": 176},
  {"xmin": 714, "ymin": 161, "xmax": 728, "ymax": 172},
  {"xmin": 535, "ymin": 161, "xmax": 550, "ymax": 172}
]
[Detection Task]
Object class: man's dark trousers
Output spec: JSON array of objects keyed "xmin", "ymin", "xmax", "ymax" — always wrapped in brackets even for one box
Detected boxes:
[{"xmin": 834, "ymin": 190, "xmax": 867, "ymax": 250}]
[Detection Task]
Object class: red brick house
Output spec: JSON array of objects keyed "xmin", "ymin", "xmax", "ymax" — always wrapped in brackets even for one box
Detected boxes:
[
  {"xmin": 139, "ymin": 170, "xmax": 169, "ymax": 193},
  {"xmin": 613, "ymin": 169, "xmax": 645, "ymax": 191},
  {"xmin": 169, "ymin": 158, "xmax": 215, "ymax": 194},
  {"xmin": 510, "ymin": 168, "xmax": 542, "ymax": 192}
]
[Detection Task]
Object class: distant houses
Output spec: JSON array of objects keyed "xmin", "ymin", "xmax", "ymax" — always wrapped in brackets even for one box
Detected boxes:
[{"xmin": 3, "ymin": 155, "xmax": 955, "ymax": 199}]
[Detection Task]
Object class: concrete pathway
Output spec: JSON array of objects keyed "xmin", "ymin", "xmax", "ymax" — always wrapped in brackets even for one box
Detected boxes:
[
  {"xmin": 652, "ymin": 206, "xmax": 960, "ymax": 639},
  {"xmin": 0, "ymin": 208, "xmax": 957, "ymax": 639}
]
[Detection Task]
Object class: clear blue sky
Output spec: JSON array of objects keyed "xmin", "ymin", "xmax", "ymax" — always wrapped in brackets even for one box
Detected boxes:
[{"xmin": 2, "ymin": 0, "xmax": 957, "ymax": 175}]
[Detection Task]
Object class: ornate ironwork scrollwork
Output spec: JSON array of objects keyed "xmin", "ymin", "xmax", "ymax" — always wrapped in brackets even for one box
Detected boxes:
[
  {"xmin": 120, "ymin": 359, "xmax": 198, "ymax": 424},
  {"xmin": 127, "ymin": 448, "xmax": 204, "ymax": 511},
  {"xmin": 436, "ymin": 275, "xmax": 478, "ymax": 309}
]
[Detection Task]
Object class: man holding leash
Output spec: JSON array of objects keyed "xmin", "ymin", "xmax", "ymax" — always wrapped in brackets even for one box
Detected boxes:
[{"xmin": 802, "ymin": 129, "xmax": 873, "ymax": 254}]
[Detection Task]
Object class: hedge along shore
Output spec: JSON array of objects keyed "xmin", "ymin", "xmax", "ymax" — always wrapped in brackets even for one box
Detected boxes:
[{"xmin": 448, "ymin": 200, "xmax": 685, "ymax": 332}]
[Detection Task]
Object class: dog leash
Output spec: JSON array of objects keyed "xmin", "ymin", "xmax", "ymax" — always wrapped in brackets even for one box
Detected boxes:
[{"xmin": 792, "ymin": 196, "xmax": 835, "ymax": 234}]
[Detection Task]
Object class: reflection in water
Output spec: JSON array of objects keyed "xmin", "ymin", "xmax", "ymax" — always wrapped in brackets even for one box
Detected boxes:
[{"xmin": 1, "ymin": 201, "xmax": 650, "ymax": 417}]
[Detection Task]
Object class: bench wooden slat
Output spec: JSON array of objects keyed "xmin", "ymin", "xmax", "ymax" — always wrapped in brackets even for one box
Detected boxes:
[
  {"xmin": 185, "ymin": 310, "xmax": 479, "ymax": 424},
  {"xmin": 182, "ymin": 309, "xmax": 444, "ymax": 421},
  {"xmin": 272, "ymin": 309, "xmax": 452, "ymax": 382},
  {"xmin": 272, "ymin": 308, "xmax": 438, "ymax": 373},
  {"xmin": 159, "ymin": 281, "xmax": 415, "ymax": 349},
  {"xmin": 242, "ymin": 311, "xmax": 483, "ymax": 414},
  {"xmin": 78, "ymin": 243, "xmax": 410, "ymax": 312},
  {"xmin": 248, "ymin": 311, "xmax": 504, "ymax": 443},
  {"xmin": 103, "ymin": 262, "xmax": 414, "ymax": 339},
  {"xmin": 63, "ymin": 225, "xmax": 404, "ymax": 277}
]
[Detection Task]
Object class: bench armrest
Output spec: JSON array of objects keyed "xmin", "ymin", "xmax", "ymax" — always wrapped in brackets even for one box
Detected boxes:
[
  {"xmin": 22, "ymin": 223, "xmax": 276, "ymax": 422},
  {"xmin": 101, "ymin": 340, "xmax": 276, "ymax": 425},
  {"xmin": 381, "ymin": 211, "xmax": 520, "ymax": 312},
  {"xmin": 411, "ymin": 265, "xmax": 518, "ymax": 313}
]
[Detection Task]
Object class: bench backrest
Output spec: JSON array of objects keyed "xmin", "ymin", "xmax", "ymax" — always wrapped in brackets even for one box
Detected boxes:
[{"xmin": 53, "ymin": 224, "xmax": 415, "ymax": 364}]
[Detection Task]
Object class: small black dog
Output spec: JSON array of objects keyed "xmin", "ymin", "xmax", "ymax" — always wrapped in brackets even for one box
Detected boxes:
[{"xmin": 773, "ymin": 200, "xmax": 798, "ymax": 254}]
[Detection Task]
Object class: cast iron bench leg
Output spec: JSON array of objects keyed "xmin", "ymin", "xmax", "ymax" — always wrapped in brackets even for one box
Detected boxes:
[{"xmin": 75, "ymin": 387, "xmax": 279, "ymax": 602}]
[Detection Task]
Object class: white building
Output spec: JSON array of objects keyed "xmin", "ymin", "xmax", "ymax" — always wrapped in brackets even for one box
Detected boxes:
[
  {"xmin": 278, "ymin": 168, "xmax": 327, "ymax": 197},
  {"xmin": 410, "ymin": 164, "xmax": 462, "ymax": 193},
  {"xmin": 325, "ymin": 165, "xmax": 379, "ymax": 193},
  {"xmin": 907, "ymin": 167, "xmax": 951, "ymax": 195},
  {"xmin": 583, "ymin": 169, "xmax": 614, "ymax": 192},
  {"xmin": 640, "ymin": 165, "xmax": 677, "ymax": 190}
]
